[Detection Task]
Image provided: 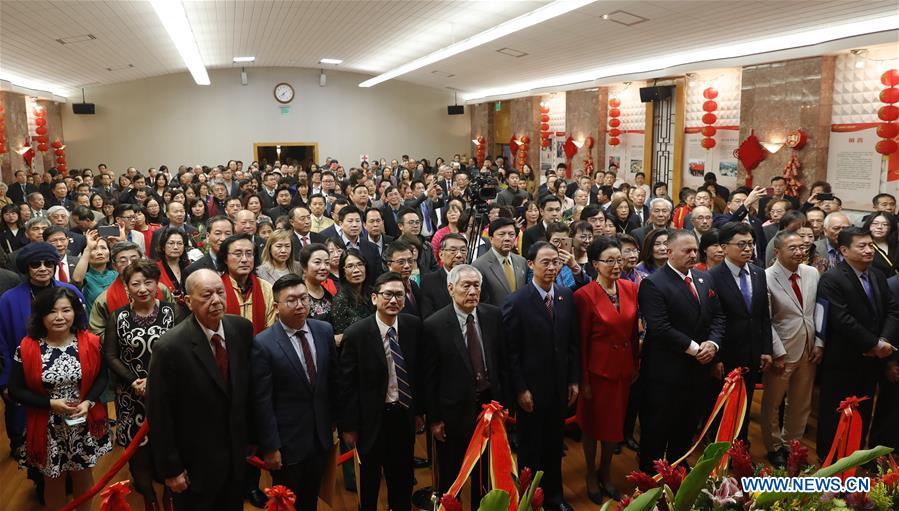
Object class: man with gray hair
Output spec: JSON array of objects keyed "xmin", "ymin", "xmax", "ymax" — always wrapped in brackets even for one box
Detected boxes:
[
  {"xmin": 423, "ymin": 263, "xmax": 506, "ymax": 508},
  {"xmin": 420, "ymin": 233, "xmax": 468, "ymax": 318},
  {"xmin": 2, "ymin": 216, "xmax": 51, "ymax": 273},
  {"xmin": 814, "ymin": 211, "xmax": 851, "ymax": 271},
  {"xmin": 631, "ymin": 197, "xmax": 673, "ymax": 247},
  {"xmin": 47, "ymin": 205, "xmax": 86, "ymax": 256}
]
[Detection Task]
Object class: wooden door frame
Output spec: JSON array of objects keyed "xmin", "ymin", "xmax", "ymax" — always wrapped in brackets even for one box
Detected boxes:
[{"xmin": 253, "ymin": 142, "xmax": 319, "ymax": 165}]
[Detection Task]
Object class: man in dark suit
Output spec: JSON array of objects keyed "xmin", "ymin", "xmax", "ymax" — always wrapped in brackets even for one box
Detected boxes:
[
  {"xmin": 184, "ymin": 216, "xmax": 234, "ymax": 279},
  {"xmin": 816, "ymin": 227, "xmax": 899, "ymax": 458},
  {"xmin": 709, "ymin": 222, "xmax": 773, "ymax": 442},
  {"xmin": 521, "ymin": 195, "xmax": 563, "ymax": 256},
  {"xmin": 712, "ymin": 186, "xmax": 767, "ymax": 264},
  {"xmin": 42, "ymin": 226, "xmax": 79, "ymax": 282},
  {"xmin": 424, "ymin": 264, "xmax": 506, "ymax": 507},
  {"xmin": 149, "ymin": 202, "xmax": 199, "ymax": 257},
  {"xmin": 503, "ymin": 241, "xmax": 579, "ymax": 511},
  {"xmin": 266, "ymin": 188, "xmax": 296, "ymax": 220},
  {"xmin": 396, "ymin": 207, "xmax": 438, "ymax": 275},
  {"xmin": 637, "ymin": 229, "xmax": 726, "ymax": 473},
  {"xmin": 339, "ymin": 272, "xmax": 424, "ymax": 511},
  {"xmin": 630, "ymin": 197, "xmax": 672, "ymax": 248},
  {"xmin": 320, "ymin": 205, "xmax": 382, "ymax": 285},
  {"xmin": 379, "ymin": 186, "xmax": 405, "ymax": 238},
  {"xmin": 404, "ymin": 180, "xmax": 444, "ymax": 239},
  {"xmin": 758, "ymin": 176, "xmax": 800, "ymax": 221},
  {"xmin": 287, "ymin": 205, "xmax": 325, "ymax": 261},
  {"xmin": 876, "ymin": 275, "xmax": 899, "ymax": 450},
  {"xmin": 420, "ymin": 233, "xmax": 467, "ymax": 318},
  {"xmin": 364, "ymin": 207, "xmax": 394, "ymax": 257},
  {"xmin": 8, "ymin": 170, "xmax": 37, "ymax": 205},
  {"xmin": 252, "ymin": 274, "xmax": 339, "ymax": 511},
  {"xmin": 258, "ymin": 172, "xmax": 280, "ymax": 211},
  {"xmin": 46, "ymin": 206, "xmax": 86, "ymax": 256},
  {"xmin": 384, "ymin": 239, "xmax": 422, "ymax": 317},
  {"xmin": 147, "ymin": 269, "xmax": 254, "ymax": 511}
]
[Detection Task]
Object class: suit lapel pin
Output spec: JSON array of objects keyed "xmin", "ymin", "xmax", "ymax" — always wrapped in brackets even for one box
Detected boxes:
[{"xmin": 698, "ymin": 278, "xmax": 704, "ymax": 284}]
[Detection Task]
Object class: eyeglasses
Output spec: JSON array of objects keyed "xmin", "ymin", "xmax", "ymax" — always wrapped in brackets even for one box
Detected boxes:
[
  {"xmin": 388, "ymin": 258, "xmax": 414, "ymax": 267},
  {"xmin": 622, "ymin": 248, "xmax": 639, "ymax": 255},
  {"xmin": 403, "ymin": 219, "xmax": 421, "ymax": 226},
  {"xmin": 280, "ymin": 296, "xmax": 311, "ymax": 308},
  {"xmin": 228, "ymin": 251, "xmax": 254, "ymax": 260},
  {"xmin": 726, "ymin": 241, "xmax": 754, "ymax": 250},
  {"xmin": 441, "ymin": 246, "xmax": 465, "ymax": 254},
  {"xmin": 343, "ymin": 262, "xmax": 366, "ymax": 271},
  {"xmin": 597, "ymin": 258, "xmax": 624, "ymax": 266},
  {"xmin": 376, "ymin": 291, "xmax": 405, "ymax": 302},
  {"xmin": 29, "ymin": 260, "xmax": 55, "ymax": 269}
]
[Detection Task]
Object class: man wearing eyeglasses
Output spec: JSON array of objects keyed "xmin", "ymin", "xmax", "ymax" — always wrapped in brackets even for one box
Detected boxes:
[
  {"xmin": 0, "ymin": 241, "xmax": 84, "ymax": 492},
  {"xmin": 384, "ymin": 239, "xmax": 422, "ymax": 317},
  {"xmin": 251, "ymin": 274, "xmax": 338, "ymax": 511},
  {"xmin": 112, "ymin": 203, "xmax": 146, "ymax": 256},
  {"xmin": 420, "ymin": 233, "xmax": 468, "ymax": 318},
  {"xmin": 339, "ymin": 272, "xmax": 424, "ymax": 511},
  {"xmin": 709, "ymin": 222, "xmax": 773, "ymax": 443},
  {"xmin": 713, "ymin": 186, "xmax": 768, "ymax": 264},
  {"xmin": 474, "ymin": 218, "xmax": 528, "ymax": 308},
  {"xmin": 217, "ymin": 234, "xmax": 276, "ymax": 336}
]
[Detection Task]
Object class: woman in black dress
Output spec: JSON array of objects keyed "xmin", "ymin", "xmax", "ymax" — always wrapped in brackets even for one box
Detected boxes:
[
  {"xmin": 330, "ymin": 249, "xmax": 374, "ymax": 346},
  {"xmin": 104, "ymin": 260, "xmax": 179, "ymax": 510}
]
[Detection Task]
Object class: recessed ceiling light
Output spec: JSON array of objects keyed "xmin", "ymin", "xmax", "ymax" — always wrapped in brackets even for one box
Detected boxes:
[
  {"xmin": 497, "ymin": 47, "xmax": 529, "ymax": 58},
  {"xmin": 319, "ymin": 58, "xmax": 343, "ymax": 65},
  {"xmin": 149, "ymin": 0, "xmax": 210, "ymax": 86},
  {"xmin": 431, "ymin": 70, "xmax": 455, "ymax": 78},
  {"xmin": 106, "ymin": 64, "xmax": 135, "ymax": 71},
  {"xmin": 359, "ymin": 0, "xmax": 598, "ymax": 87},
  {"xmin": 233, "ymin": 56, "xmax": 255, "ymax": 63},
  {"xmin": 605, "ymin": 10, "xmax": 649, "ymax": 27},
  {"xmin": 601, "ymin": 14, "xmax": 609, "ymax": 20},
  {"xmin": 56, "ymin": 34, "xmax": 97, "ymax": 45}
]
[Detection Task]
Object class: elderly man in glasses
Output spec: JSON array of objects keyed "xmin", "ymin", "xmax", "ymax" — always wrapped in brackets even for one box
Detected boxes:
[{"xmin": 0, "ymin": 241, "xmax": 86, "ymax": 495}]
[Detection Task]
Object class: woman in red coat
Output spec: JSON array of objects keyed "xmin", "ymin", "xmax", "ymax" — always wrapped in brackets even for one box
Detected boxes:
[{"xmin": 574, "ymin": 236, "xmax": 639, "ymax": 504}]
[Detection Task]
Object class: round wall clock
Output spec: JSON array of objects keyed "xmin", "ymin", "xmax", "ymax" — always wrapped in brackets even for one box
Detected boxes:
[{"xmin": 274, "ymin": 82, "xmax": 294, "ymax": 104}]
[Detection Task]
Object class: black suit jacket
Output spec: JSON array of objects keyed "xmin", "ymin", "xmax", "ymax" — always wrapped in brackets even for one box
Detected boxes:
[
  {"xmin": 709, "ymin": 262, "xmax": 773, "ymax": 372},
  {"xmin": 502, "ymin": 283, "xmax": 579, "ymax": 407},
  {"xmin": 423, "ymin": 303, "xmax": 506, "ymax": 435},
  {"xmin": 252, "ymin": 320, "xmax": 338, "ymax": 463},
  {"xmin": 8, "ymin": 183, "xmax": 36, "ymax": 205},
  {"xmin": 320, "ymin": 228, "xmax": 383, "ymax": 285},
  {"xmin": 267, "ymin": 205, "xmax": 293, "ymax": 221},
  {"xmin": 258, "ymin": 189, "xmax": 278, "ymax": 211},
  {"xmin": 66, "ymin": 230, "xmax": 86, "ymax": 257},
  {"xmin": 712, "ymin": 206, "xmax": 767, "ymax": 263},
  {"xmin": 520, "ymin": 223, "xmax": 546, "ymax": 258},
  {"xmin": 419, "ymin": 269, "xmax": 451, "ymax": 319},
  {"xmin": 147, "ymin": 315, "xmax": 253, "ymax": 492},
  {"xmin": 638, "ymin": 265, "xmax": 726, "ymax": 384},
  {"xmin": 183, "ymin": 252, "xmax": 218, "ymax": 280},
  {"xmin": 818, "ymin": 262, "xmax": 899, "ymax": 373},
  {"xmin": 380, "ymin": 204, "xmax": 403, "ymax": 238},
  {"xmin": 290, "ymin": 230, "xmax": 326, "ymax": 261},
  {"xmin": 338, "ymin": 314, "xmax": 423, "ymax": 455}
]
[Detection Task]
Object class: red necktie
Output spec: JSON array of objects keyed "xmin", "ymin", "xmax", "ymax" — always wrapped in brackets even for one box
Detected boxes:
[
  {"xmin": 211, "ymin": 334, "xmax": 228, "ymax": 382},
  {"xmin": 790, "ymin": 273, "xmax": 803, "ymax": 308},
  {"xmin": 296, "ymin": 330, "xmax": 316, "ymax": 386},
  {"xmin": 684, "ymin": 276, "xmax": 700, "ymax": 302},
  {"xmin": 57, "ymin": 261, "xmax": 67, "ymax": 283}
]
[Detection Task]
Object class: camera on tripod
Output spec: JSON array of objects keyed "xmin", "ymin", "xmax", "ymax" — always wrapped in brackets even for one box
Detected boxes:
[{"xmin": 466, "ymin": 173, "xmax": 498, "ymax": 212}]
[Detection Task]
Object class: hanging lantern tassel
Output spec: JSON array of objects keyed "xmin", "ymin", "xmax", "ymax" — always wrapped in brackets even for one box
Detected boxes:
[{"xmin": 783, "ymin": 152, "xmax": 802, "ymax": 197}]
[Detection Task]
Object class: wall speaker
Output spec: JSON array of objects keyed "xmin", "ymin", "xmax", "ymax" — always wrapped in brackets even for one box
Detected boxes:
[
  {"xmin": 447, "ymin": 105, "xmax": 464, "ymax": 115},
  {"xmin": 72, "ymin": 103, "xmax": 95, "ymax": 115},
  {"xmin": 240, "ymin": 69, "xmax": 248, "ymax": 86},
  {"xmin": 639, "ymin": 85, "xmax": 674, "ymax": 103},
  {"xmin": 319, "ymin": 72, "xmax": 327, "ymax": 87}
]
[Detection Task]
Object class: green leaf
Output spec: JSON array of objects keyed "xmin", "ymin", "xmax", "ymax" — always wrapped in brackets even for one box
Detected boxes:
[
  {"xmin": 517, "ymin": 471, "xmax": 544, "ymax": 511},
  {"xmin": 673, "ymin": 442, "xmax": 730, "ymax": 511},
  {"xmin": 478, "ymin": 490, "xmax": 511, "ymax": 511},
  {"xmin": 623, "ymin": 487, "xmax": 663, "ymax": 511},
  {"xmin": 599, "ymin": 501, "xmax": 613, "ymax": 511},
  {"xmin": 754, "ymin": 445, "xmax": 894, "ymax": 507}
]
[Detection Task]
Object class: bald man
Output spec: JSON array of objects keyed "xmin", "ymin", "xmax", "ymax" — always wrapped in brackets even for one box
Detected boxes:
[
  {"xmin": 814, "ymin": 212, "xmax": 851, "ymax": 272},
  {"xmin": 148, "ymin": 269, "xmax": 254, "ymax": 511}
]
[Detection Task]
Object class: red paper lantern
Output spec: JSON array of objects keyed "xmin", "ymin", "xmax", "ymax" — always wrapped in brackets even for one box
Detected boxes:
[
  {"xmin": 34, "ymin": 108, "xmax": 46, "ymax": 118},
  {"xmin": 521, "ymin": 135, "xmax": 530, "ymax": 144},
  {"xmin": 609, "ymin": 98, "xmax": 621, "ymax": 108},
  {"xmin": 702, "ymin": 100, "xmax": 718, "ymax": 112},
  {"xmin": 880, "ymin": 88, "xmax": 899, "ymax": 104},
  {"xmin": 35, "ymin": 117, "xmax": 47, "ymax": 127},
  {"xmin": 36, "ymin": 135, "xmax": 48, "ymax": 144},
  {"xmin": 703, "ymin": 87, "xmax": 719, "ymax": 100},
  {"xmin": 540, "ymin": 114, "xmax": 550, "ymax": 123},
  {"xmin": 702, "ymin": 113, "xmax": 718, "ymax": 125},
  {"xmin": 878, "ymin": 123, "xmax": 899, "ymax": 139},
  {"xmin": 37, "ymin": 143, "xmax": 49, "ymax": 152},
  {"xmin": 609, "ymin": 137, "xmax": 620, "ymax": 146},
  {"xmin": 701, "ymin": 126, "xmax": 717, "ymax": 137},
  {"xmin": 585, "ymin": 136, "xmax": 594, "ymax": 149},
  {"xmin": 876, "ymin": 139, "xmax": 898, "ymax": 155},
  {"xmin": 608, "ymin": 108, "xmax": 621, "ymax": 118},
  {"xmin": 35, "ymin": 126, "xmax": 48, "ymax": 136},
  {"xmin": 608, "ymin": 118, "xmax": 621, "ymax": 128},
  {"xmin": 701, "ymin": 137, "xmax": 717, "ymax": 149},
  {"xmin": 541, "ymin": 139, "xmax": 550, "ymax": 149},
  {"xmin": 539, "ymin": 106, "xmax": 550, "ymax": 114},
  {"xmin": 56, "ymin": 156, "xmax": 66, "ymax": 165},
  {"xmin": 57, "ymin": 163, "xmax": 67, "ymax": 172},
  {"xmin": 882, "ymin": 69, "xmax": 899, "ymax": 87},
  {"xmin": 879, "ymin": 105, "xmax": 899, "ymax": 122},
  {"xmin": 541, "ymin": 123, "xmax": 550, "ymax": 131},
  {"xmin": 0, "ymin": 146, "xmax": 6, "ymax": 155},
  {"xmin": 51, "ymin": 139, "xmax": 63, "ymax": 149},
  {"xmin": 54, "ymin": 149, "xmax": 64, "ymax": 157},
  {"xmin": 609, "ymin": 128, "xmax": 621, "ymax": 137}
]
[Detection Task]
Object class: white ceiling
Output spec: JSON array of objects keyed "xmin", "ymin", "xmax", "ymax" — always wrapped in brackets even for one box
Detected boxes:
[{"xmin": 1, "ymin": 0, "xmax": 897, "ymax": 100}]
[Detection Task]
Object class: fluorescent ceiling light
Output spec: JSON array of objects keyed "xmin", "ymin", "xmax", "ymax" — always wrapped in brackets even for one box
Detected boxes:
[
  {"xmin": 233, "ymin": 56, "xmax": 255, "ymax": 63},
  {"xmin": 150, "ymin": 0, "xmax": 210, "ymax": 86},
  {"xmin": 320, "ymin": 58, "xmax": 343, "ymax": 65},
  {"xmin": 463, "ymin": 15, "xmax": 899, "ymax": 101},
  {"xmin": 359, "ymin": 0, "xmax": 598, "ymax": 88},
  {"xmin": 0, "ymin": 72, "xmax": 71, "ymax": 97}
]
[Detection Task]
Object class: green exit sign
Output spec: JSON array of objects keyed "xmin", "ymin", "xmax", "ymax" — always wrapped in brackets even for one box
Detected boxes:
[
  {"xmin": 280, "ymin": 106, "xmax": 290, "ymax": 115},
  {"xmin": 495, "ymin": 102, "xmax": 501, "ymax": 112}
]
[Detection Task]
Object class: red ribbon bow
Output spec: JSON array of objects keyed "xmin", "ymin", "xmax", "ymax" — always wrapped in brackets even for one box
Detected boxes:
[
  {"xmin": 263, "ymin": 485, "xmax": 297, "ymax": 511},
  {"xmin": 823, "ymin": 395, "xmax": 869, "ymax": 480},
  {"xmin": 98, "ymin": 481, "xmax": 132, "ymax": 511}
]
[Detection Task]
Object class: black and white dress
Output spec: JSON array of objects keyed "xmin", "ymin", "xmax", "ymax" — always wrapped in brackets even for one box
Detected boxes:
[
  {"xmin": 13, "ymin": 338, "xmax": 112, "ymax": 477},
  {"xmin": 105, "ymin": 302, "xmax": 177, "ymax": 447}
]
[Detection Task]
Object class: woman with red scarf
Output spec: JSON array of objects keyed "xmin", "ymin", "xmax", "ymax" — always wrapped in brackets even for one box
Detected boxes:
[{"xmin": 8, "ymin": 287, "xmax": 111, "ymax": 511}]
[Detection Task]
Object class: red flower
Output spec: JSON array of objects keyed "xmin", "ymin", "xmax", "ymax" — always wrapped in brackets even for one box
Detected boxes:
[
  {"xmin": 531, "ymin": 487, "xmax": 544, "ymax": 510},
  {"xmin": 883, "ymin": 471, "xmax": 899, "ymax": 487},
  {"xmin": 845, "ymin": 491, "xmax": 873, "ymax": 510},
  {"xmin": 626, "ymin": 470, "xmax": 659, "ymax": 492},
  {"xmin": 787, "ymin": 440, "xmax": 809, "ymax": 476},
  {"xmin": 440, "ymin": 494, "xmax": 462, "ymax": 511},
  {"xmin": 728, "ymin": 440, "xmax": 754, "ymax": 480},
  {"xmin": 619, "ymin": 495, "xmax": 632, "ymax": 508},
  {"xmin": 519, "ymin": 467, "xmax": 533, "ymax": 492},
  {"xmin": 653, "ymin": 460, "xmax": 687, "ymax": 493},
  {"xmin": 758, "ymin": 466, "xmax": 772, "ymax": 477}
]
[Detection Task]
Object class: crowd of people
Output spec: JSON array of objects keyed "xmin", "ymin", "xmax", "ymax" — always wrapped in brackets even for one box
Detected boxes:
[{"xmin": 0, "ymin": 156, "xmax": 898, "ymax": 511}]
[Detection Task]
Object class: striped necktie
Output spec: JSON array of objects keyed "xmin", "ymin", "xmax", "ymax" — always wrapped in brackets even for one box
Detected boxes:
[{"xmin": 387, "ymin": 327, "xmax": 412, "ymax": 408}]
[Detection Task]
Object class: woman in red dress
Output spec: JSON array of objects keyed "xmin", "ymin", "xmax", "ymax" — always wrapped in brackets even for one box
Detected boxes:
[{"xmin": 574, "ymin": 236, "xmax": 639, "ymax": 503}]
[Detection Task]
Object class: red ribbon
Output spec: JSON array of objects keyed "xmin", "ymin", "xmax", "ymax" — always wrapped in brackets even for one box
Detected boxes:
[
  {"xmin": 438, "ymin": 401, "xmax": 519, "ymax": 511},
  {"xmin": 263, "ymin": 485, "xmax": 297, "ymax": 511},
  {"xmin": 98, "ymin": 481, "xmax": 132, "ymax": 511},
  {"xmin": 822, "ymin": 395, "xmax": 869, "ymax": 480}
]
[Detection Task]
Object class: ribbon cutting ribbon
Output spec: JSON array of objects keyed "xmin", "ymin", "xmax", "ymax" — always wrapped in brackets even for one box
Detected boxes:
[
  {"xmin": 822, "ymin": 395, "xmax": 869, "ymax": 480},
  {"xmin": 97, "ymin": 481, "xmax": 132, "ymax": 511},
  {"xmin": 263, "ymin": 486, "xmax": 298, "ymax": 511}
]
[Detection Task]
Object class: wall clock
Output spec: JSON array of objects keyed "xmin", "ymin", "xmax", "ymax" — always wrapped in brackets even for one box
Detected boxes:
[{"xmin": 274, "ymin": 82, "xmax": 294, "ymax": 104}]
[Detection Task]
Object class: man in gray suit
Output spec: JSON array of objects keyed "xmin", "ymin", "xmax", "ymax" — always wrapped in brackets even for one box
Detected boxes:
[
  {"xmin": 762, "ymin": 231, "xmax": 823, "ymax": 467},
  {"xmin": 473, "ymin": 218, "xmax": 527, "ymax": 307},
  {"xmin": 814, "ymin": 212, "xmax": 850, "ymax": 272}
]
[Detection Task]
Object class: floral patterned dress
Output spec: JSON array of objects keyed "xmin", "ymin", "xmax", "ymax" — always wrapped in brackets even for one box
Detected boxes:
[{"xmin": 13, "ymin": 338, "xmax": 112, "ymax": 477}]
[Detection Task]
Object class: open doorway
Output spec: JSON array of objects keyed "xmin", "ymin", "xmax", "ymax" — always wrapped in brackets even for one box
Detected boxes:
[{"xmin": 254, "ymin": 142, "xmax": 318, "ymax": 170}]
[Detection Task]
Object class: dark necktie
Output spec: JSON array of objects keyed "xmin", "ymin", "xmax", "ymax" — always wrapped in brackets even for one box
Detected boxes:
[
  {"xmin": 789, "ymin": 273, "xmax": 803, "ymax": 308},
  {"xmin": 466, "ymin": 314, "xmax": 489, "ymax": 392},
  {"xmin": 295, "ymin": 330, "xmax": 316, "ymax": 385},
  {"xmin": 405, "ymin": 282, "xmax": 416, "ymax": 307},
  {"xmin": 211, "ymin": 333, "xmax": 228, "ymax": 382},
  {"xmin": 739, "ymin": 268, "xmax": 752, "ymax": 311},
  {"xmin": 544, "ymin": 293, "xmax": 554, "ymax": 319},
  {"xmin": 387, "ymin": 327, "xmax": 413, "ymax": 408},
  {"xmin": 860, "ymin": 272, "xmax": 874, "ymax": 306}
]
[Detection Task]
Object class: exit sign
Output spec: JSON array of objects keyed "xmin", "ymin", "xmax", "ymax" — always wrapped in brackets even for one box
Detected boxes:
[
  {"xmin": 280, "ymin": 106, "xmax": 290, "ymax": 115},
  {"xmin": 495, "ymin": 102, "xmax": 501, "ymax": 112}
]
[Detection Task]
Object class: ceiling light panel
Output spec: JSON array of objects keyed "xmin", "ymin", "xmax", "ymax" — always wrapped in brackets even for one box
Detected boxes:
[{"xmin": 149, "ymin": 0, "xmax": 209, "ymax": 86}]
